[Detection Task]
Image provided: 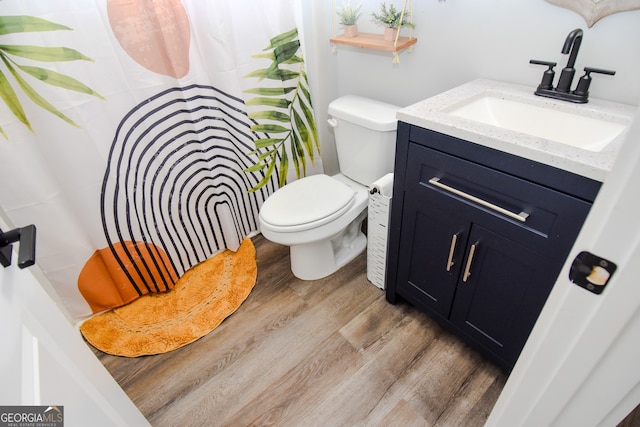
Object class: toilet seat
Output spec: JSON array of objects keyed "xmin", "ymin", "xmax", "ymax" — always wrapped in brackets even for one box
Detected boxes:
[{"xmin": 260, "ymin": 174, "xmax": 355, "ymax": 233}]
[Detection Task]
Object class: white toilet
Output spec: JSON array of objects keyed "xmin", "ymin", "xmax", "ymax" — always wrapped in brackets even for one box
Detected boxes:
[{"xmin": 259, "ymin": 95, "xmax": 400, "ymax": 280}]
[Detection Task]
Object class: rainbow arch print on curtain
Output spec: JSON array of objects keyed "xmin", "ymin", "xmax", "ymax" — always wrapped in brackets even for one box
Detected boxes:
[{"xmin": 81, "ymin": 84, "xmax": 276, "ymax": 312}]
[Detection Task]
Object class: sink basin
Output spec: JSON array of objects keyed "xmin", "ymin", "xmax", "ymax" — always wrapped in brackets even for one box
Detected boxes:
[
  {"xmin": 397, "ymin": 79, "xmax": 638, "ymax": 181},
  {"xmin": 445, "ymin": 94, "xmax": 626, "ymax": 152}
]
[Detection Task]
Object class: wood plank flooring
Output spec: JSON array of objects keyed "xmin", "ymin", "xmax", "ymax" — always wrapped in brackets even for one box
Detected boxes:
[{"xmin": 90, "ymin": 234, "xmax": 509, "ymax": 426}]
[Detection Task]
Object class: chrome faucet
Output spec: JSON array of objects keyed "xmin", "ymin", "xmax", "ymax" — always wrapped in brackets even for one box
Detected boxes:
[{"xmin": 529, "ymin": 28, "xmax": 615, "ymax": 104}]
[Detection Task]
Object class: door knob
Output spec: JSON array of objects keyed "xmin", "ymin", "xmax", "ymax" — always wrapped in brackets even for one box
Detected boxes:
[{"xmin": 0, "ymin": 225, "xmax": 37, "ymax": 269}]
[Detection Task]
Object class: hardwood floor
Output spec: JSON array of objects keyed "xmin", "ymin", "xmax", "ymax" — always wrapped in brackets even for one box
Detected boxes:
[{"xmin": 90, "ymin": 234, "xmax": 509, "ymax": 426}]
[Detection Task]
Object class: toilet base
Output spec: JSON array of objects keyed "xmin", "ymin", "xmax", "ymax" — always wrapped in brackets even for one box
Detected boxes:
[{"xmin": 290, "ymin": 211, "xmax": 367, "ymax": 280}]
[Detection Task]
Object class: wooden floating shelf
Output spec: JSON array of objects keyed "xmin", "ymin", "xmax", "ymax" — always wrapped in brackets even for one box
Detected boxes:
[{"xmin": 330, "ymin": 32, "xmax": 417, "ymax": 52}]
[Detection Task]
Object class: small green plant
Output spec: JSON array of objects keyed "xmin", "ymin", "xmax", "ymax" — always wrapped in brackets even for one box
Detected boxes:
[
  {"xmin": 371, "ymin": 2, "xmax": 415, "ymax": 29},
  {"xmin": 337, "ymin": 1, "xmax": 362, "ymax": 26}
]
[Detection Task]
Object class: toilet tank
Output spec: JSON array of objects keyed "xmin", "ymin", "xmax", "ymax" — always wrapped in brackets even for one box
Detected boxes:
[{"xmin": 328, "ymin": 96, "xmax": 401, "ymax": 186}]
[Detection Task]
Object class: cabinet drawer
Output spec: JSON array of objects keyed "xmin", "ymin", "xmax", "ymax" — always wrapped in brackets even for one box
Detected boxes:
[
  {"xmin": 405, "ymin": 142, "xmax": 592, "ymax": 259},
  {"xmin": 408, "ymin": 124, "xmax": 601, "ymax": 202}
]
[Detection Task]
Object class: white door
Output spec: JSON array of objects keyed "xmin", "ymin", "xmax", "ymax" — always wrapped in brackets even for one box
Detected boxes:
[
  {"xmin": 0, "ymin": 217, "xmax": 149, "ymax": 427},
  {"xmin": 487, "ymin": 109, "xmax": 640, "ymax": 425}
]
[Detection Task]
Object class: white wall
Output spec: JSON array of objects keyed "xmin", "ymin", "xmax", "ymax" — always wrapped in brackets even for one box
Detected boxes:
[{"xmin": 303, "ymin": 0, "xmax": 640, "ymax": 175}]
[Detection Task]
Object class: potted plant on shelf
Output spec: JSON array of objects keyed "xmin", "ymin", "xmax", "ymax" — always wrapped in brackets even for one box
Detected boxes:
[
  {"xmin": 371, "ymin": 2, "xmax": 415, "ymax": 42},
  {"xmin": 337, "ymin": 1, "xmax": 362, "ymax": 38}
]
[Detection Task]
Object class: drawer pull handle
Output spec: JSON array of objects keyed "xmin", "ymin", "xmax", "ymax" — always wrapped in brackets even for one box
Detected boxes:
[
  {"xmin": 429, "ymin": 177, "xmax": 529, "ymax": 223},
  {"xmin": 446, "ymin": 233, "xmax": 458, "ymax": 272},
  {"xmin": 463, "ymin": 243, "xmax": 477, "ymax": 283}
]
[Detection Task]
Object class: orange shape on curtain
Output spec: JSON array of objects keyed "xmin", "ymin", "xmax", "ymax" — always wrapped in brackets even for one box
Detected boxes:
[
  {"xmin": 78, "ymin": 241, "xmax": 179, "ymax": 313},
  {"xmin": 107, "ymin": 0, "xmax": 191, "ymax": 78}
]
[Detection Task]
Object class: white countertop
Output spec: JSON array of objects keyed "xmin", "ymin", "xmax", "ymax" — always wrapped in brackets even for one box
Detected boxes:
[{"xmin": 397, "ymin": 79, "xmax": 637, "ymax": 181}]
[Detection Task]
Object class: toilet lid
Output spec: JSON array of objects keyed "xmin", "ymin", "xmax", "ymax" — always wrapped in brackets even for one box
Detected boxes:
[{"xmin": 261, "ymin": 174, "xmax": 355, "ymax": 229}]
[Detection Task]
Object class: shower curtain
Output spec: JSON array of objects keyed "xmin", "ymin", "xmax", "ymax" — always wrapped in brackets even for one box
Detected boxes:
[{"xmin": 0, "ymin": 0, "xmax": 322, "ymax": 319}]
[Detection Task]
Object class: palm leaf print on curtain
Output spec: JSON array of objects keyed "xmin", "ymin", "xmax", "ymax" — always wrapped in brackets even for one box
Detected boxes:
[
  {"xmin": 243, "ymin": 28, "xmax": 320, "ymax": 191},
  {"xmin": 0, "ymin": 15, "xmax": 103, "ymax": 139}
]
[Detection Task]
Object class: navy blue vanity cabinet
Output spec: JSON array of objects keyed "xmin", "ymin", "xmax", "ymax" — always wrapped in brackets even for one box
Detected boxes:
[{"xmin": 386, "ymin": 122, "xmax": 601, "ymax": 371}]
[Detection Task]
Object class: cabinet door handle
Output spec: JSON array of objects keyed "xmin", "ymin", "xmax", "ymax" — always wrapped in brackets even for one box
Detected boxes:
[
  {"xmin": 429, "ymin": 177, "xmax": 529, "ymax": 223},
  {"xmin": 446, "ymin": 233, "xmax": 458, "ymax": 272},
  {"xmin": 463, "ymin": 243, "xmax": 477, "ymax": 283}
]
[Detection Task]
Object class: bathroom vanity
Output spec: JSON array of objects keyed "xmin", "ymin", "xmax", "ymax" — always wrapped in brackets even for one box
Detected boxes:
[{"xmin": 385, "ymin": 79, "xmax": 636, "ymax": 371}]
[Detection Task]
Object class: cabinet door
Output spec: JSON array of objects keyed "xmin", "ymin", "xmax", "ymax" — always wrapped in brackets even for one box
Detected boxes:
[
  {"xmin": 389, "ymin": 136, "xmax": 593, "ymax": 370},
  {"xmin": 450, "ymin": 224, "xmax": 560, "ymax": 367},
  {"xmin": 396, "ymin": 191, "xmax": 469, "ymax": 318}
]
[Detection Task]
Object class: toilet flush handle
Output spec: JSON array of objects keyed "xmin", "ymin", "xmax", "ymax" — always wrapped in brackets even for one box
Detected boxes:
[{"xmin": 327, "ymin": 118, "xmax": 338, "ymax": 128}]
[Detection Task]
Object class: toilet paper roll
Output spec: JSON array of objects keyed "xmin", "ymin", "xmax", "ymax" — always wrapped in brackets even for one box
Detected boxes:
[{"xmin": 370, "ymin": 173, "xmax": 394, "ymax": 197}]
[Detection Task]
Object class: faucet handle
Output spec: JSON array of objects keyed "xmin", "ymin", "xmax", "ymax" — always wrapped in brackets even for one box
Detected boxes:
[
  {"xmin": 529, "ymin": 59, "xmax": 557, "ymax": 90},
  {"xmin": 584, "ymin": 67, "xmax": 616, "ymax": 76},
  {"xmin": 529, "ymin": 59, "xmax": 557, "ymax": 68},
  {"xmin": 572, "ymin": 67, "xmax": 617, "ymax": 102}
]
